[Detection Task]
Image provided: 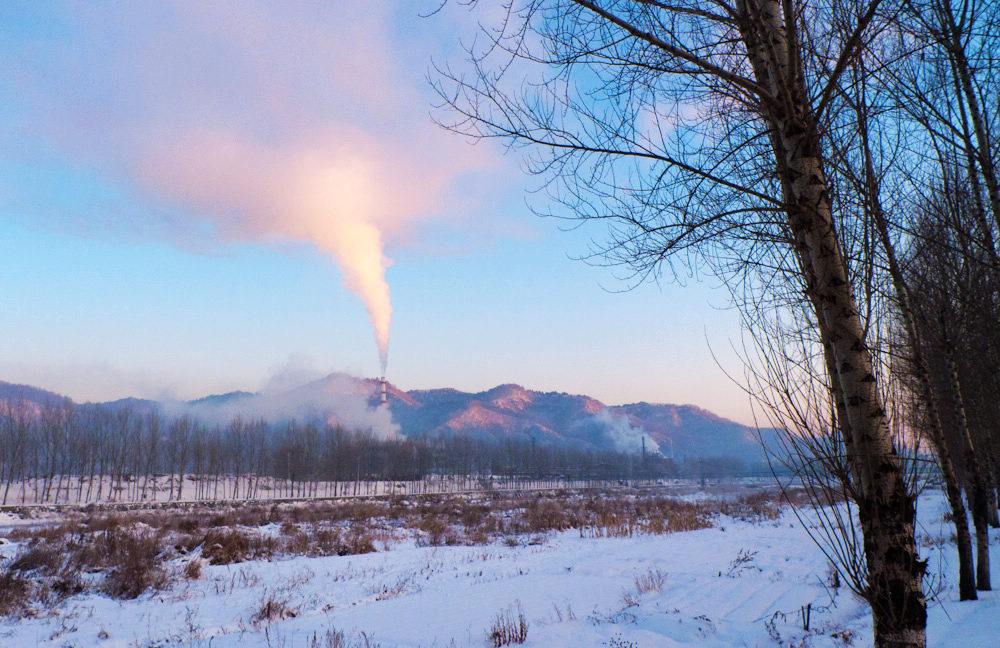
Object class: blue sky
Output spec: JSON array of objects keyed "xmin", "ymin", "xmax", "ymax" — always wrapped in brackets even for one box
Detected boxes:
[{"xmin": 0, "ymin": 2, "xmax": 753, "ymax": 423}]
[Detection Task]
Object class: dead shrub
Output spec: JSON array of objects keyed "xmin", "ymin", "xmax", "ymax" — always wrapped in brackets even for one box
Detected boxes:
[
  {"xmin": 311, "ymin": 527, "xmax": 342, "ymax": 556},
  {"xmin": 488, "ymin": 601, "xmax": 529, "ymax": 647},
  {"xmin": 525, "ymin": 499, "xmax": 569, "ymax": 532},
  {"xmin": 208, "ymin": 512, "xmax": 236, "ymax": 528},
  {"xmin": 339, "ymin": 530, "xmax": 376, "ymax": 556},
  {"xmin": 9, "ymin": 521, "xmax": 80, "ymax": 543},
  {"xmin": 463, "ymin": 523, "xmax": 493, "ymax": 545},
  {"xmin": 283, "ymin": 531, "xmax": 312, "ymax": 555},
  {"xmin": 201, "ymin": 528, "xmax": 277, "ymax": 565},
  {"xmin": 9, "ymin": 541, "xmax": 63, "ymax": 573},
  {"xmin": 461, "ymin": 504, "xmax": 489, "ymax": 527},
  {"xmin": 8, "ymin": 525, "xmax": 168, "ymax": 602},
  {"xmin": 0, "ymin": 570, "xmax": 30, "ymax": 616},
  {"xmin": 418, "ymin": 515, "xmax": 450, "ymax": 546},
  {"xmin": 174, "ymin": 532, "xmax": 203, "ymax": 554},
  {"xmin": 344, "ymin": 502, "xmax": 381, "ymax": 523},
  {"xmin": 472, "ymin": 510, "xmax": 503, "ymax": 535},
  {"xmin": 83, "ymin": 513, "xmax": 123, "ymax": 533},
  {"xmin": 100, "ymin": 531, "xmax": 168, "ymax": 599},
  {"xmin": 251, "ymin": 592, "xmax": 297, "ymax": 625},
  {"xmin": 184, "ymin": 559, "xmax": 203, "ymax": 580},
  {"xmin": 51, "ymin": 566, "xmax": 86, "ymax": 598},
  {"xmin": 174, "ymin": 514, "xmax": 204, "ymax": 534}
]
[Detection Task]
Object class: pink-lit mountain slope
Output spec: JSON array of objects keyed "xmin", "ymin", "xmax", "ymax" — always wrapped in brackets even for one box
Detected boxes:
[
  {"xmin": 386, "ymin": 382, "xmax": 773, "ymax": 463},
  {"xmin": 0, "ymin": 376, "xmax": 776, "ymax": 463}
]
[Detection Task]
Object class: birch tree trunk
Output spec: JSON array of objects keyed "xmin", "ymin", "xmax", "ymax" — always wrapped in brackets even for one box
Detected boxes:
[
  {"xmin": 941, "ymin": 331, "xmax": 992, "ymax": 590},
  {"xmin": 861, "ymin": 124, "xmax": 978, "ymax": 600},
  {"xmin": 738, "ymin": 1, "xmax": 927, "ymax": 644}
]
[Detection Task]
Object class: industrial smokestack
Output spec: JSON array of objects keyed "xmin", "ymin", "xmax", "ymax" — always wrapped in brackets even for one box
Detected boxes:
[{"xmin": 380, "ymin": 376, "xmax": 387, "ymax": 405}]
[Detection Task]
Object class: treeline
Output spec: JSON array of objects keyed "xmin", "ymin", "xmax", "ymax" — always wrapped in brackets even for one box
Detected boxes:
[{"xmin": 0, "ymin": 399, "xmax": 676, "ymax": 506}]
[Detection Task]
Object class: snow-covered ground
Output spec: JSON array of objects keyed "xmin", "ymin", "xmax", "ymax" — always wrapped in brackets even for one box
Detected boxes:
[{"xmin": 0, "ymin": 490, "xmax": 996, "ymax": 648}]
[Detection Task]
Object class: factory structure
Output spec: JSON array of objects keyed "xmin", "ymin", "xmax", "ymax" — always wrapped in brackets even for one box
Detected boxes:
[{"xmin": 380, "ymin": 376, "xmax": 388, "ymax": 405}]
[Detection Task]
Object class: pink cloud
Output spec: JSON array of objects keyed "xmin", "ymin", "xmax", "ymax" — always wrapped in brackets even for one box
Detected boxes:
[{"xmin": 3, "ymin": 1, "xmax": 502, "ymax": 369}]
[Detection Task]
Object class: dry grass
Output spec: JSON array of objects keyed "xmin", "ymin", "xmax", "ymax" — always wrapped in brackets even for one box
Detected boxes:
[
  {"xmin": 202, "ymin": 528, "xmax": 278, "ymax": 565},
  {"xmin": 0, "ymin": 485, "xmax": 798, "ymax": 616},
  {"xmin": 306, "ymin": 627, "xmax": 382, "ymax": 648},
  {"xmin": 488, "ymin": 601, "xmax": 529, "ymax": 646},
  {"xmin": 0, "ymin": 570, "xmax": 29, "ymax": 616},
  {"xmin": 9, "ymin": 542, "xmax": 62, "ymax": 573},
  {"xmin": 633, "ymin": 567, "xmax": 667, "ymax": 594},
  {"xmin": 98, "ymin": 529, "xmax": 169, "ymax": 599},
  {"xmin": 250, "ymin": 592, "xmax": 297, "ymax": 625},
  {"xmin": 6, "ymin": 525, "xmax": 169, "ymax": 601},
  {"xmin": 183, "ymin": 558, "xmax": 203, "ymax": 580},
  {"xmin": 7, "ymin": 487, "xmax": 794, "ymax": 556},
  {"xmin": 622, "ymin": 567, "xmax": 667, "ymax": 608},
  {"xmin": 0, "ymin": 525, "xmax": 170, "ymax": 615}
]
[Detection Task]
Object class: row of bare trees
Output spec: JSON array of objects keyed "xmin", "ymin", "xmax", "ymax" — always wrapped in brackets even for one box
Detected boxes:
[
  {"xmin": 0, "ymin": 399, "xmax": 671, "ymax": 506},
  {"xmin": 432, "ymin": 0, "xmax": 998, "ymax": 644}
]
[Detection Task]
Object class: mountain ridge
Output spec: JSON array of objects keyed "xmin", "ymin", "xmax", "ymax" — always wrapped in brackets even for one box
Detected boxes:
[{"xmin": 0, "ymin": 376, "xmax": 774, "ymax": 464}]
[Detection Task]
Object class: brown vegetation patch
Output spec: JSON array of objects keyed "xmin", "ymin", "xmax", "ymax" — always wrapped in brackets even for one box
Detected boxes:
[
  {"xmin": 183, "ymin": 558, "xmax": 203, "ymax": 580},
  {"xmin": 9, "ymin": 541, "xmax": 63, "ymax": 573},
  {"xmin": 488, "ymin": 602, "xmax": 529, "ymax": 646},
  {"xmin": 0, "ymin": 484, "xmax": 799, "ymax": 617},
  {"xmin": 0, "ymin": 570, "xmax": 30, "ymax": 616},
  {"xmin": 201, "ymin": 528, "xmax": 278, "ymax": 565},
  {"xmin": 251, "ymin": 592, "xmax": 298, "ymax": 625}
]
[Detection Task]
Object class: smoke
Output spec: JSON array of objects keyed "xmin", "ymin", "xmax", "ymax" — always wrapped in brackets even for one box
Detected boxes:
[
  {"xmin": 572, "ymin": 409, "xmax": 661, "ymax": 455},
  {"xmin": 139, "ymin": 129, "xmax": 402, "ymax": 372},
  {"xmin": 0, "ymin": 3, "xmax": 503, "ymax": 376},
  {"xmin": 261, "ymin": 355, "xmax": 325, "ymax": 393},
  {"xmin": 163, "ymin": 372, "xmax": 400, "ymax": 440}
]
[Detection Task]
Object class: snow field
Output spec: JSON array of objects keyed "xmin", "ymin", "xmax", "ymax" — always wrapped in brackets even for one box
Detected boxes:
[{"xmin": 0, "ymin": 489, "xmax": 997, "ymax": 648}]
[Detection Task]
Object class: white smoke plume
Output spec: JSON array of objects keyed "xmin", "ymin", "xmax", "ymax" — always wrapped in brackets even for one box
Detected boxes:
[
  {"xmin": 139, "ymin": 130, "xmax": 401, "ymax": 372},
  {"xmin": 162, "ymin": 372, "xmax": 399, "ymax": 440},
  {"xmin": 573, "ymin": 409, "xmax": 661, "ymax": 455},
  {"xmin": 0, "ymin": 3, "xmax": 499, "ymax": 376}
]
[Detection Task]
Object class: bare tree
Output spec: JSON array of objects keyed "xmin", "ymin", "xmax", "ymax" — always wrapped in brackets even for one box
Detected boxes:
[
  {"xmin": 736, "ymin": 268, "xmax": 926, "ymax": 607},
  {"xmin": 0, "ymin": 399, "xmax": 30, "ymax": 506},
  {"xmin": 830, "ymin": 58, "xmax": 982, "ymax": 599},
  {"xmin": 434, "ymin": 1, "xmax": 928, "ymax": 644},
  {"xmin": 902, "ymin": 191, "xmax": 995, "ymax": 591}
]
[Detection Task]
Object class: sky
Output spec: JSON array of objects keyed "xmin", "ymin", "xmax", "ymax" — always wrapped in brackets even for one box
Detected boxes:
[{"xmin": 0, "ymin": 2, "xmax": 753, "ymax": 424}]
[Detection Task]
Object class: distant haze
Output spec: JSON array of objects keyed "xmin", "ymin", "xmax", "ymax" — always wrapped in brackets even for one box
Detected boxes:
[
  {"xmin": 0, "ymin": 2, "xmax": 753, "ymax": 426},
  {"xmin": 1, "ymin": 375, "xmax": 773, "ymax": 463}
]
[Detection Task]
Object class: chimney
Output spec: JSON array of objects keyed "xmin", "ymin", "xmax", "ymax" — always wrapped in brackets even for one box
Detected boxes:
[{"xmin": 380, "ymin": 376, "xmax": 388, "ymax": 405}]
